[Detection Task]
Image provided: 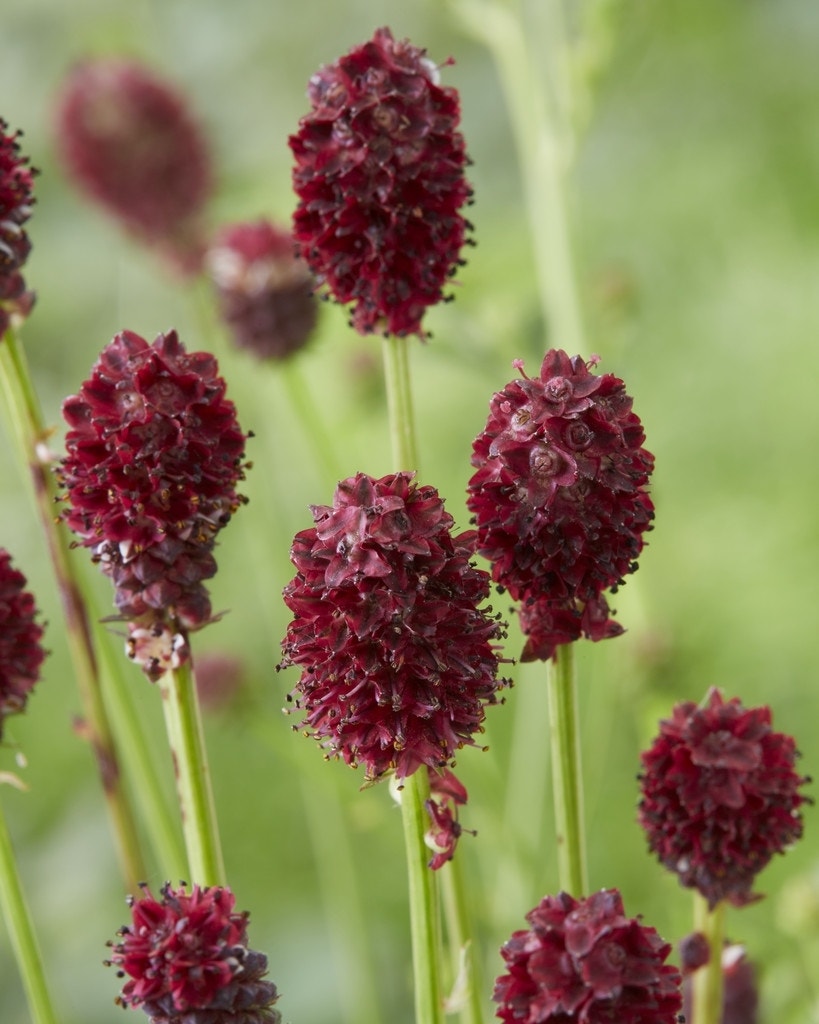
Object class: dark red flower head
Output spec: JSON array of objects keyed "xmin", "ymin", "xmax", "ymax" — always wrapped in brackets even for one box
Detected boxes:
[
  {"xmin": 467, "ymin": 350, "xmax": 654, "ymax": 661},
  {"xmin": 54, "ymin": 59, "xmax": 213, "ymax": 273},
  {"xmin": 289, "ymin": 26, "xmax": 473, "ymax": 339},
  {"xmin": 493, "ymin": 889, "xmax": 683, "ymax": 1024},
  {"xmin": 681, "ymin": 944, "xmax": 758, "ymax": 1024},
  {"xmin": 278, "ymin": 471, "xmax": 507, "ymax": 780},
  {"xmin": 0, "ymin": 119, "xmax": 37, "ymax": 334},
  {"xmin": 425, "ymin": 767, "xmax": 474, "ymax": 870},
  {"xmin": 107, "ymin": 882, "xmax": 281, "ymax": 1024},
  {"xmin": 0, "ymin": 549, "xmax": 46, "ymax": 739},
  {"xmin": 206, "ymin": 219, "xmax": 318, "ymax": 361},
  {"xmin": 638, "ymin": 687, "xmax": 810, "ymax": 908},
  {"xmin": 57, "ymin": 330, "xmax": 247, "ymax": 677}
]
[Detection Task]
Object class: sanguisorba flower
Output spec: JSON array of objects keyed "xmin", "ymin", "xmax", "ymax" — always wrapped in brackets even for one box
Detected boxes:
[
  {"xmin": 205, "ymin": 218, "xmax": 318, "ymax": 361},
  {"xmin": 425, "ymin": 767, "xmax": 474, "ymax": 870},
  {"xmin": 0, "ymin": 119, "xmax": 36, "ymax": 334},
  {"xmin": 494, "ymin": 889, "xmax": 683, "ymax": 1024},
  {"xmin": 290, "ymin": 26, "xmax": 473, "ymax": 339},
  {"xmin": 54, "ymin": 58, "xmax": 213, "ymax": 273},
  {"xmin": 279, "ymin": 471, "xmax": 506, "ymax": 781},
  {"xmin": 467, "ymin": 349, "xmax": 655, "ymax": 661},
  {"xmin": 0, "ymin": 549, "xmax": 46, "ymax": 739},
  {"xmin": 57, "ymin": 330, "xmax": 247, "ymax": 678},
  {"xmin": 107, "ymin": 882, "xmax": 281, "ymax": 1024},
  {"xmin": 638, "ymin": 687, "xmax": 810, "ymax": 908}
]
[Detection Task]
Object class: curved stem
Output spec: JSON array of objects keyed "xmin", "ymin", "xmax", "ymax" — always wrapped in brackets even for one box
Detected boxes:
[{"xmin": 692, "ymin": 895, "xmax": 725, "ymax": 1024}]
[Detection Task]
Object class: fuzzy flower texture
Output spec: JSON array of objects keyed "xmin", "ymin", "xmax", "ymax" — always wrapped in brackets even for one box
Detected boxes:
[
  {"xmin": 58, "ymin": 330, "xmax": 247, "ymax": 679},
  {"xmin": 0, "ymin": 549, "xmax": 46, "ymax": 740},
  {"xmin": 108, "ymin": 883, "xmax": 280, "ymax": 1024},
  {"xmin": 279, "ymin": 471, "xmax": 506, "ymax": 781},
  {"xmin": 290, "ymin": 26, "xmax": 473, "ymax": 338},
  {"xmin": 494, "ymin": 889, "xmax": 683, "ymax": 1024},
  {"xmin": 0, "ymin": 119, "xmax": 36, "ymax": 335},
  {"xmin": 639, "ymin": 687, "xmax": 810, "ymax": 908},
  {"xmin": 468, "ymin": 349, "xmax": 654, "ymax": 661}
]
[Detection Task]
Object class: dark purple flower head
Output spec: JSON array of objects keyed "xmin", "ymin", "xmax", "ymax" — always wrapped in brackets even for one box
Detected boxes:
[
  {"xmin": 467, "ymin": 350, "xmax": 654, "ymax": 660},
  {"xmin": 279, "ymin": 471, "xmax": 507, "ymax": 781},
  {"xmin": 638, "ymin": 687, "xmax": 810, "ymax": 908},
  {"xmin": 0, "ymin": 119, "xmax": 37, "ymax": 334},
  {"xmin": 681, "ymin": 944, "xmax": 758, "ymax": 1024},
  {"xmin": 493, "ymin": 889, "xmax": 683, "ymax": 1024},
  {"xmin": 289, "ymin": 26, "xmax": 473, "ymax": 339},
  {"xmin": 57, "ymin": 330, "xmax": 247, "ymax": 677},
  {"xmin": 0, "ymin": 549, "xmax": 46, "ymax": 739},
  {"xmin": 54, "ymin": 59, "xmax": 212, "ymax": 273},
  {"xmin": 107, "ymin": 882, "xmax": 281, "ymax": 1024},
  {"xmin": 425, "ymin": 767, "xmax": 474, "ymax": 870},
  {"xmin": 206, "ymin": 219, "xmax": 318, "ymax": 361}
]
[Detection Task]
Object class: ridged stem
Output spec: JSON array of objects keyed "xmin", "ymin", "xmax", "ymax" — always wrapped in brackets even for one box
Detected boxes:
[
  {"xmin": 0, "ymin": 796, "xmax": 59, "ymax": 1024},
  {"xmin": 0, "ymin": 326, "xmax": 146, "ymax": 892},
  {"xmin": 440, "ymin": 860, "xmax": 485, "ymax": 1024},
  {"xmin": 692, "ymin": 894, "xmax": 725, "ymax": 1024}
]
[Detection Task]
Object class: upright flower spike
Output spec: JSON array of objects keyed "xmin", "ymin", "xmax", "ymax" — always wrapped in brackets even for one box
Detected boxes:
[
  {"xmin": 0, "ymin": 549, "xmax": 46, "ymax": 740},
  {"xmin": 638, "ymin": 687, "xmax": 810, "ymax": 908},
  {"xmin": 289, "ymin": 26, "xmax": 473, "ymax": 338},
  {"xmin": 57, "ymin": 330, "xmax": 248, "ymax": 678},
  {"xmin": 54, "ymin": 59, "xmax": 213, "ymax": 274},
  {"xmin": 107, "ymin": 882, "xmax": 281, "ymax": 1024},
  {"xmin": 278, "ymin": 471, "xmax": 507, "ymax": 781},
  {"xmin": 0, "ymin": 119, "xmax": 36, "ymax": 334},
  {"xmin": 467, "ymin": 349, "xmax": 655, "ymax": 661},
  {"xmin": 205, "ymin": 218, "xmax": 318, "ymax": 361},
  {"xmin": 493, "ymin": 889, "xmax": 683, "ymax": 1024}
]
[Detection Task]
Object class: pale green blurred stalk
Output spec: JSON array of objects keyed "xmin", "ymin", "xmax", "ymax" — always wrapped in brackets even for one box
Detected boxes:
[{"xmin": 692, "ymin": 894, "xmax": 725, "ymax": 1024}]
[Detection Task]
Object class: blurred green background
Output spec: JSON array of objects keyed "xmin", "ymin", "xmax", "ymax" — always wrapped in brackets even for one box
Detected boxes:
[{"xmin": 2, "ymin": 0, "xmax": 819, "ymax": 1021}]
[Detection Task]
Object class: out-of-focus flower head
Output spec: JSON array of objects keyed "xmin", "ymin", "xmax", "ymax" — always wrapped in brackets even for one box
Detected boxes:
[
  {"xmin": 493, "ymin": 889, "xmax": 683, "ymax": 1024},
  {"xmin": 57, "ymin": 330, "xmax": 248, "ymax": 678},
  {"xmin": 425, "ymin": 767, "xmax": 473, "ymax": 870},
  {"xmin": 0, "ymin": 119, "xmax": 37, "ymax": 333},
  {"xmin": 206, "ymin": 218, "xmax": 318, "ymax": 361},
  {"xmin": 54, "ymin": 58, "xmax": 213, "ymax": 274},
  {"xmin": 0, "ymin": 549, "xmax": 46, "ymax": 740},
  {"xmin": 467, "ymin": 349, "xmax": 654, "ymax": 661},
  {"xmin": 279, "ymin": 471, "xmax": 507, "ymax": 781},
  {"xmin": 681, "ymin": 944, "xmax": 758, "ymax": 1024},
  {"xmin": 107, "ymin": 882, "xmax": 281, "ymax": 1024},
  {"xmin": 638, "ymin": 687, "xmax": 810, "ymax": 908},
  {"xmin": 289, "ymin": 26, "xmax": 473, "ymax": 339}
]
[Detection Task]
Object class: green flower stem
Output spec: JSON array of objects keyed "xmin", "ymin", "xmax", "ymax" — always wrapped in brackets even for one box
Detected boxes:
[
  {"xmin": 546, "ymin": 644, "xmax": 588, "ymax": 896},
  {"xmin": 692, "ymin": 894, "xmax": 725, "ymax": 1024},
  {"xmin": 382, "ymin": 335, "xmax": 419, "ymax": 472},
  {"xmin": 440, "ymin": 860, "xmax": 485, "ymax": 1024},
  {"xmin": 158, "ymin": 658, "xmax": 225, "ymax": 886},
  {"xmin": 0, "ymin": 327, "xmax": 146, "ymax": 892},
  {"xmin": 0, "ymin": 796, "xmax": 59, "ymax": 1024},
  {"xmin": 280, "ymin": 358, "xmax": 345, "ymax": 483}
]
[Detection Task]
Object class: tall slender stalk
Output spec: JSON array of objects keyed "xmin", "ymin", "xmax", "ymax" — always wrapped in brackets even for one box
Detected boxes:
[{"xmin": 692, "ymin": 894, "xmax": 725, "ymax": 1024}]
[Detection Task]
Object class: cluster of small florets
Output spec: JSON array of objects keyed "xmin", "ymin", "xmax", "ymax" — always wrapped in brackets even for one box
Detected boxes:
[
  {"xmin": 0, "ymin": 549, "xmax": 46, "ymax": 739},
  {"xmin": 638, "ymin": 687, "xmax": 810, "ymax": 908},
  {"xmin": 107, "ymin": 883, "xmax": 281, "ymax": 1024},
  {"xmin": 0, "ymin": 119, "xmax": 36, "ymax": 334},
  {"xmin": 57, "ymin": 330, "xmax": 247, "ymax": 677},
  {"xmin": 424, "ymin": 768, "xmax": 473, "ymax": 870},
  {"xmin": 279, "ymin": 471, "xmax": 506, "ymax": 780},
  {"xmin": 467, "ymin": 349, "xmax": 654, "ymax": 660},
  {"xmin": 290, "ymin": 26, "xmax": 473, "ymax": 339}
]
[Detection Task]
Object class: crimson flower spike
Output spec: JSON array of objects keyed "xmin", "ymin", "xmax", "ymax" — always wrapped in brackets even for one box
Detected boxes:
[
  {"xmin": 0, "ymin": 548, "xmax": 46, "ymax": 740},
  {"xmin": 0, "ymin": 119, "xmax": 37, "ymax": 334}
]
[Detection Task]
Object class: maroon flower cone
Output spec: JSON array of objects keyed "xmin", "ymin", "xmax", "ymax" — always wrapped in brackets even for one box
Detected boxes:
[
  {"xmin": 493, "ymin": 889, "xmax": 683, "ymax": 1024},
  {"xmin": 206, "ymin": 219, "xmax": 318, "ymax": 360},
  {"xmin": 289, "ymin": 26, "xmax": 473, "ymax": 338},
  {"xmin": 681, "ymin": 944, "xmax": 759, "ymax": 1024},
  {"xmin": 57, "ymin": 330, "xmax": 248, "ymax": 678},
  {"xmin": 107, "ymin": 882, "xmax": 281, "ymax": 1024},
  {"xmin": 638, "ymin": 687, "xmax": 810, "ymax": 908},
  {"xmin": 0, "ymin": 119, "xmax": 37, "ymax": 334},
  {"xmin": 54, "ymin": 58, "xmax": 213, "ymax": 274},
  {"xmin": 0, "ymin": 549, "xmax": 46, "ymax": 739},
  {"xmin": 278, "ymin": 471, "xmax": 507, "ymax": 781},
  {"xmin": 467, "ymin": 349, "xmax": 655, "ymax": 661}
]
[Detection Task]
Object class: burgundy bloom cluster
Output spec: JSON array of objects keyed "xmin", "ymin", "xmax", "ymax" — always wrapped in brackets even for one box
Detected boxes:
[
  {"xmin": 57, "ymin": 330, "xmax": 247, "ymax": 678},
  {"xmin": 0, "ymin": 119, "xmax": 36, "ymax": 334},
  {"xmin": 493, "ymin": 889, "xmax": 683, "ymax": 1024},
  {"xmin": 681, "ymin": 943, "xmax": 758, "ymax": 1024},
  {"xmin": 107, "ymin": 882, "xmax": 280, "ymax": 1024},
  {"xmin": 0, "ymin": 549, "xmax": 46, "ymax": 739},
  {"xmin": 206, "ymin": 219, "xmax": 318, "ymax": 361},
  {"xmin": 638, "ymin": 687, "xmax": 810, "ymax": 908},
  {"xmin": 279, "ymin": 471, "xmax": 506, "ymax": 780},
  {"xmin": 424, "ymin": 768, "xmax": 474, "ymax": 870},
  {"xmin": 467, "ymin": 349, "xmax": 654, "ymax": 661},
  {"xmin": 54, "ymin": 58, "xmax": 213, "ymax": 274},
  {"xmin": 290, "ymin": 27, "xmax": 473, "ymax": 338}
]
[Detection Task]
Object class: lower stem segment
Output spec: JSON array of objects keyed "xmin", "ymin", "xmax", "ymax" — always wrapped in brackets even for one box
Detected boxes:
[
  {"xmin": 546, "ymin": 644, "xmax": 588, "ymax": 896},
  {"xmin": 692, "ymin": 894, "xmax": 725, "ymax": 1024}
]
